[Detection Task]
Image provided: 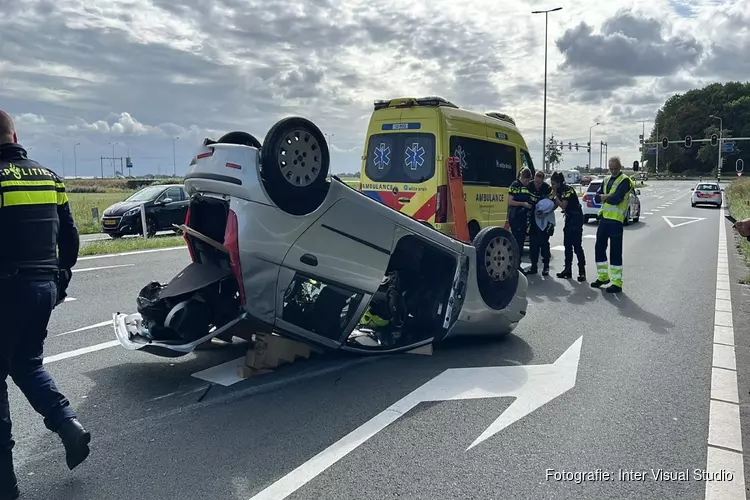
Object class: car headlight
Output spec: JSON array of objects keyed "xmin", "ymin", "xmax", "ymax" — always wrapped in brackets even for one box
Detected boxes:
[{"xmin": 124, "ymin": 207, "xmax": 141, "ymax": 217}]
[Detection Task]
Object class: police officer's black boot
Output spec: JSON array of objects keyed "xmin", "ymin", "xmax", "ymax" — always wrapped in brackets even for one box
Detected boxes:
[
  {"xmin": 56, "ymin": 418, "xmax": 91, "ymax": 470},
  {"xmin": 0, "ymin": 452, "xmax": 19, "ymax": 500},
  {"xmin": 556, "ymin": 266, "xmax": 572, "ymax": 279},
  {"xmin": 577, "ymin": 264, "xmax": 586, "ymax": 282}
]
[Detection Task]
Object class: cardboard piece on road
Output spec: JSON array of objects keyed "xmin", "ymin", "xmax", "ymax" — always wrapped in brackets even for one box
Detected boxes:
[
  {"xmin": 249, "ymin": 336, "xmax": 584, "ymax": 500},
  {"xmin": 175, "ymin": 224, "xmax": 229, "ymax": 253},
  {"xmin": 662, "ymin": 216, "xmax": 706, "ymax": 228}
]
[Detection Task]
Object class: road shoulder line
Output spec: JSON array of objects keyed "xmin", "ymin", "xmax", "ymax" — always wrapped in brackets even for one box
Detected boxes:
[{"xmin": 705, "ymin": 208, "xmax": 746, "ymax": 500}]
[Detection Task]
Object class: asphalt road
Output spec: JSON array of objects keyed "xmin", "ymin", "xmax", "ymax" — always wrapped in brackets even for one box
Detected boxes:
[{"xmin": 7, "ymin": 180, "xmax": 748, "ymax": 500}]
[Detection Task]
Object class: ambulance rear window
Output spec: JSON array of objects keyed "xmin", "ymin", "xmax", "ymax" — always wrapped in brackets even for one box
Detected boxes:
[{"xmin": 365, "ymin": 133, "xmax": 436, "ymax": 184}]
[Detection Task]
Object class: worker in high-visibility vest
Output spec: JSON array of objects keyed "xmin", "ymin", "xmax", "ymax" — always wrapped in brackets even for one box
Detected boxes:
[{"xmin": 591, "ymin": 156, "xmax": 634, "ymax": 293}]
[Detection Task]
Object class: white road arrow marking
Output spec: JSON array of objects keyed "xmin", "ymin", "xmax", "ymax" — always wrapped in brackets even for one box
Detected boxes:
[
  {"xmin": 662, "ymin": 216, "xmax": 706, "ymax": 228},
  {"xmin": 249, "ymin": 336, "xmax": 583, "ymax": 500}
]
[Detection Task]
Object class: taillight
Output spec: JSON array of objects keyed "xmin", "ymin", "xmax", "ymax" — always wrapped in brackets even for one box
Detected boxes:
[
  {"xmin": 183, "ymin": 206, "xmax": 196, "ymax": 263},
  {"xmin": 224, "ymin": 209, "xmax": 246, "ymax": 305},
  {"xmin": 714, "ymin": 191, "xmax": 721, "ymax": 195},
  {"xmin": 435, "ymin": 185, "xmax": 448, "ymax": 223}
]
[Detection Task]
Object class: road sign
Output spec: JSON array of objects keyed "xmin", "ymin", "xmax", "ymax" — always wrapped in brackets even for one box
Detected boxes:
[
  {"xmin": 647, "ymin": 148, "xmax": 657, "ymax": 155},
  {"xmin": 736, "ymin": 159, "xmax": 744, "ymax": 173},
  {"xmin": 661, "ymin": 137, "xmax": 669, "ymax": 149},
  {"xmin": 685, "ymin": 135, "xmax": 692, "ymax": 148},
  {"xmin": 249, "ymin": 338, "xmax": 584, "ymax": 500},
  {"xmin": 722, "ymin": 143, "xmax": 734, "ymax": 153},
  {"xmin": 662, "ymin": 216, "xmax": 706, "ymax": 228}
]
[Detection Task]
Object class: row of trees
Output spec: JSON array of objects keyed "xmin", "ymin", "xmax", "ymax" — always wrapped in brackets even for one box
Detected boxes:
[{"xmin": 642, "ymin": 81, "xmax": 750, "ymax": 174}]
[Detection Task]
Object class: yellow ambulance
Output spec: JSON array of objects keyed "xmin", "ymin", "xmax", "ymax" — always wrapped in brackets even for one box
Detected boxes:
[{"xmin": 358, "ymin": 96, "xmax": 536, "ymax": 241}]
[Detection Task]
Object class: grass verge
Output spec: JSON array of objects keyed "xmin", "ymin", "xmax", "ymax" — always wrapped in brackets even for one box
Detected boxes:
[
  {"xmin": 79, "ymin": 235, "xmax": 186, "ymax": 257},
  {"xmin": 69, "ymin": 191, "xmax": 134, "ymax": 234},
  {"xmin": 725, "ymin": 178, "xmax": 750, "ymax": 281}
]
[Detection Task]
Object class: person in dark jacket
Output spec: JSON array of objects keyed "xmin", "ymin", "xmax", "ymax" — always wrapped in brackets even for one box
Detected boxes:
[
  {"xmin": 0, "ymin": 110, "xmax": 90, "ymax": 500},
  {"xmin": 507, "ymin": 167, "xmax": 533, "ymax": 269},
  {"xmin": 525, "ymin": 170, "xmax": 556, "ymax": 276},
  {"xmin": 550, "ymin": 171, "xmax": 586, "ymax": 281}
]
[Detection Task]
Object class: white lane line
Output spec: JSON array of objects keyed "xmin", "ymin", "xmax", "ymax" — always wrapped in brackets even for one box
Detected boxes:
[
  {"xmin": 73, "ymin": 264, "xmax": 134, "ymax": 273},
  {"xmin": 54, "ymin": 320, "xmax": 113, "ymax": 338},
  {"xmin": 643, "ymin": 212, "xmax": 654, "ymax": 215},
  {"xmin": 705, "ymin": 208, "xmax": 746, "ymax": 500},
  {"xmin": 63, "ymin": 297, "xmax": 76, "ymax": 302},
  {"xmin": 551, "ymin": 245, "xmax": 565, "ymax": 252},
  {"xmin": 652, "ymin": 209, "xmax": 661, "ymax": 212},
  {"xmin": 583, "ymin": 235, "xmax": 596, "ymax": 239},
  {"xmin": 77, "ymin": 246, "xmax": 186, "ymax": 261},
  {"xmin": 43, "ymin": 340, "xmax": 120, "ymax": 364}
]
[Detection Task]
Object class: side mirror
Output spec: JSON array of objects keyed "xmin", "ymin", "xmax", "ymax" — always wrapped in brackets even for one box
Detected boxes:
[
  {"xmin": 690, "ymin": 188, "xmax": 694, "ymax": 191},
  {"xmin": 162, "ymin": 198, "xmax": 173, "ymax": 204},
  {"xmin": 635, "ymin": 189, "xmax": 641, "ymax": 195}
]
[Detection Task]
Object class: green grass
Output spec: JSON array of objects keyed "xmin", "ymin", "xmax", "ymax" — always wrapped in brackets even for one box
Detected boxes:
[
  {"xmin": 725, "ymin": 178, "xmax": 750, "ymax": 274},
  {"xmin": 79, "ymin": 235, "xmax": 185, "ymax": 257},
  {"xmin": 68, "ymin": 191, "xmax": 134, "ymax": 234}
]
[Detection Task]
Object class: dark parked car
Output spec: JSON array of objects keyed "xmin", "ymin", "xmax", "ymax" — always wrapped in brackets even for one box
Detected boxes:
[{"xmin": 101, "ymin": 184, "xmax": 189, "ymax": 238}]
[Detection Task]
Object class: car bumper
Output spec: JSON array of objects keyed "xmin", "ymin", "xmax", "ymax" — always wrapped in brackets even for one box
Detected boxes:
[
  {"xmin": 101, "ymin": 213, "xmax": 142, "ymax": 234},
  {"xmin": 693, "ymin": 197, "xmax": 722, "ymax": 205}
]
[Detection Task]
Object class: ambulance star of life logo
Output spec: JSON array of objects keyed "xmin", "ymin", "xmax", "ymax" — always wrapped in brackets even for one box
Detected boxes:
[
  {"xmin": 373, "ymin": 143, "xmax": 391, "ymax": 169},
  {"xmin": 454, "ymin": 146, "xmax": 467, "ymax": 169},
  {"xmin": 405, "ymin": 143, "xmax": 425, "ymax": 170}
]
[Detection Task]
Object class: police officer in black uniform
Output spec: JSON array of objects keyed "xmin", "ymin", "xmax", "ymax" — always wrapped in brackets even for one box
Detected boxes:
[
  {"xmin": 526, "ymin": 170, "xmax": 555, "ymax": 276},
  {"xmin": 0, "ymin": 111, "xmax": 91, "ymax": 500},
  {"xmin": 550, "ymin": 171, "xmax": 586, "ymax": 281},
  {"xmin": 507, "ymin": 167, "xmax": 533, "ymax": 267}
]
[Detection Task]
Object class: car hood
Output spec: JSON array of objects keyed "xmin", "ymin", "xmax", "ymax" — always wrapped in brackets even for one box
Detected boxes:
[{"xmin": 104, "ymin": 201, "xmax": 144, "ymax": 216}]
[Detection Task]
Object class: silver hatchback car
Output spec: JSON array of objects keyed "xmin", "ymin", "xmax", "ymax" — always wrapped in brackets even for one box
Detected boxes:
[{"xmin": 113, "ymin": 117, "xmax": 529, "ymax": 357}]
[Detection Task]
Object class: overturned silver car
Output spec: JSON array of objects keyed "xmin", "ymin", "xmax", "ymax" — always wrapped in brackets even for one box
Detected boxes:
[{"xmin": 113, "ymin": 117, "xmax": 528, "ymax": 356}]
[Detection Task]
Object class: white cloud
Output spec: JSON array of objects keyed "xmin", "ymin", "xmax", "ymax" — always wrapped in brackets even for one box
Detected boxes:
[{"xmin": 0, "ymin": 0, "xmax": 747, "ymax": 176}]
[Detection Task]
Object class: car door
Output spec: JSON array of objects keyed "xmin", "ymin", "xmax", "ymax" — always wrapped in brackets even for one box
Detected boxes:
[
  {"xmin": 155, "ymin": 187, "xmax": 185, "ymax": 230},
  {"xmin": 276, "ymin": 197, "xmax": 396, "ymax": 350}
]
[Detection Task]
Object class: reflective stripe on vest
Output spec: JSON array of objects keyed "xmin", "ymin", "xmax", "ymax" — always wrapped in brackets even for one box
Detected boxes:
[
  {"xmin": 597, "ymin": 174, "xmax": 632, "ymax": 223},
  {"xmin": 0, "ymin": 167, "xmax": 68, "ymax": 208}
]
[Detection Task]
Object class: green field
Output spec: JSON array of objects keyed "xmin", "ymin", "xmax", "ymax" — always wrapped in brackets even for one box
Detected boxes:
[{"xmin": 69, "ymin": 192, "xmax": 132, "ymax": 234}]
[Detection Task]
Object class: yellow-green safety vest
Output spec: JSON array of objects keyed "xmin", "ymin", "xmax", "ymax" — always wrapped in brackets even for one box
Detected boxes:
[{"xmin": 598, "ymin": 174, "xmax": 633, "ymax": 223}]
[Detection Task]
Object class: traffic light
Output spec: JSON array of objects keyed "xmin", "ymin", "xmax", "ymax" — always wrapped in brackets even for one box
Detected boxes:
[
  {"xmin": 711, "ymin": 134, "xmax": 718, "ymax": 147},
  {"xmin": 633, "ymin": 160, "xmax": 639, "ymax": 171},
  {"xmin": 685, "ymin": 135, "xmax": 692, "ymax": 148},
  {"xmin": 568, "ymin": 142, "xmax": 572, "ymax": 151},
  {"xmin": 661, "ymin": 137, "xmax": 669, "ymax": 149},
  {"xmin": 575, "ymin": 142, "xmax": 579, "ymax": 151},
  {"xmin": 639, "ymin": 134, "xmax": 644, "ymax": 145}
]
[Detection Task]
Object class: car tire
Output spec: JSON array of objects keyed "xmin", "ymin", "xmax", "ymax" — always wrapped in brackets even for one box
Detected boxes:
[
  {"xmin": 218, "ymin": 131, "xmax": 262, "ymax": 149},
  {"xmin": 260, "ymin": 117, "xmax": 330, "ymax": 216},
  {"xmin": 624, "ymin": 209, "xmax": 631, "ymax": 226},
  {"xmin": 583, "ymin": 215, "xmax": 590, "ymax": 224},
  {"xmin": 472, "ymin": 226, "xmax": 520, "ymax": 311},
  {"xmin": 691, "ymin": 202, "xmax": 696, "ymax": 207},
  {"xmin": 146, "ymin": 217, "xmax": 157, "ymax": 238}
]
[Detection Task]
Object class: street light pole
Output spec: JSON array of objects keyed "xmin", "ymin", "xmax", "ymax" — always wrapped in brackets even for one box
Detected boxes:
[
  {"xmin": 710, "ymin": 114, "xmax": 723, "ymax": 180},
  {"xmin": 172, "ymin": 137, "xmax": 179, "ymax": 177},
  {"xmin": 588, "ymin": 122, "xmax": 600, "ymax": 171},
  {"xmin": 73, "ymin": 143, "xmax": 80, "ymax": 178},
  {"xmin": 532, "ymin": 6, "xmax": 562, "ymax": 173}
]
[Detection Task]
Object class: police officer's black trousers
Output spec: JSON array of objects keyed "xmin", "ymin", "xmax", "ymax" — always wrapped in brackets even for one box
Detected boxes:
[
  {"xmin": 509, "ymin": 222, "xmax": 527, "ymax": 267},
  {"xmin": 1, "ymin": 278, "xmax": 77, "ymax": 489},
  {"xmin": 563, "ymin": 220, "xmax": 586, "ymax": 269},
  {"xmin": 529, "ymin": 223, "xmax": 552, "ymax": 269}
]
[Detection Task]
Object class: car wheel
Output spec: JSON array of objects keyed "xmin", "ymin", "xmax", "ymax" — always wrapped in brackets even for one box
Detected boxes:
[
  {"xmin": 146, "ymin": 217, "xmax": 157, "ymax": 237},
  {"xmin": 218, "ymin": 131, "xmax": 262, "ymax": 149},
  {"xmin": 691, "ymin": 202, "xmax": 696, "ymax": 207},
  {"xmin": 472, "ymin": 226, "xmax": 520, "ymax": 311},
  {"xmin": 260, "ymin": 117, "xmax": 330, "ymax": 216}
]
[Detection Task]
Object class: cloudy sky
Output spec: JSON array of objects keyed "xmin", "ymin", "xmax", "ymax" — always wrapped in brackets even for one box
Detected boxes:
[{"xmin": 1, "ymin": 0, "xmax": 747, "ymax": 178}]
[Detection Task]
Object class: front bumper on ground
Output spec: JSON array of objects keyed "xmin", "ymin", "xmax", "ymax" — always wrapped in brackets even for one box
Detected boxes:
[{"xmin": 112, "ymin": 311, "xmax": 247, "ymax": 358}]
